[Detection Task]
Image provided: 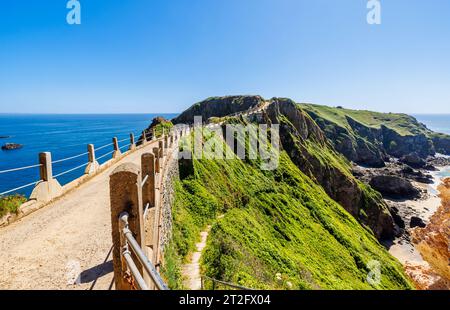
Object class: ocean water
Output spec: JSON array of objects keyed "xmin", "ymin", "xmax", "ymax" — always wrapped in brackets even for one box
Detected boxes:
[
  {"xmin": 0, "ymin": 114, "xmax": 177, "ymax": 196},
  {"xmin": 414, "ymin": 114, "xmax": 450, "ymax": 178}
]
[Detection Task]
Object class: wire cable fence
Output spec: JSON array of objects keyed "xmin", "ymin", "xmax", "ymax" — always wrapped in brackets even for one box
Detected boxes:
[
  {"xmin": 52, "ymin": 151, "xmax": 89, "ymax": 164},
  {"xmin": 0, "ymin": 132, "xmax": 141, "ymax": 198},
  {"xmin": 54, "ymin": 162, "xmax": 90, "ymax": 179},
  {"xmin": 0, "ymin": 180, "xmax": 40, "ymax": 196},
  {"xmin": 0, "ymin": 163, "xmax": 42, "ymax": 175}
]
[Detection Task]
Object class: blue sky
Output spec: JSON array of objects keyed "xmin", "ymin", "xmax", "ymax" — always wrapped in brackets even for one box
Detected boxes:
[{"xmin": 0, "ymin": 0, "xmax": 449, "ymax": 114}]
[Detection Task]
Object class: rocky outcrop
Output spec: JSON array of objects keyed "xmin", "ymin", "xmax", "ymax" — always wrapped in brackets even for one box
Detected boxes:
[
  {"xmin": 411, "ymin": 178, "xmax": 450, "ymax": 289},
  {"xmin": 265, "ymin": 98, "xmax": 394, "ymax": 239},
  {"xmin": 432, "ymin": 134, "xmax": 450, "ymax": 156},
  {"xmin": 172, "ymin": 95, "xmax": 265, "ymax": 124},
  {"xmin": 1, "ymin": 143, "xmax": 23, "ymax": 150},
  {"xmin": 369, "ymin": 175, "xmax": 420, "ymax": 199},
  {"xmin": 307, "ymin": 112, "xmax": 386, "ymax": 168},
  {"xmin": 400, "ymin": 153, "xmax": 426, "ymax": 168}
]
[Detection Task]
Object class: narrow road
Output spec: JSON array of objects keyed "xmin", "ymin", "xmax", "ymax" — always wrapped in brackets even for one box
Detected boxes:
[{"xmin": 0, "ymin": 141, "xmax": 159, "ymax": 290}]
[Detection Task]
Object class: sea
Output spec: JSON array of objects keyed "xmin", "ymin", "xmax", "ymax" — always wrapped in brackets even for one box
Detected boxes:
[
  {"xmin": 0, "ymin": 113, "xmax": 449, "ymax": 197},
  {"xmin": 413, "ymin": 114, "xmax": 450, "ymax": 179},
  {"xmin": 0, "ymin": 114, "xmax": 177, "ymax": 196}
]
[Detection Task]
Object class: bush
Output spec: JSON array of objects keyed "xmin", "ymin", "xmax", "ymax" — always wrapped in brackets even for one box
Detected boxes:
[{"xmin": 0, "ymin": 194, "xmax": 27, "ymax": 218}]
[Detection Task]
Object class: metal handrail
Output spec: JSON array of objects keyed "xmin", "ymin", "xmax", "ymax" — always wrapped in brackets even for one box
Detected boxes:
[{"xmin": 119, "ymin": 213, "xmax": 169, "ymax": 290}]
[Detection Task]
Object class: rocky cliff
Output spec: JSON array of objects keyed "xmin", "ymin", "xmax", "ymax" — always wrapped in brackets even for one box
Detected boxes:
[
  {"xmin": 172, "ymin": 95, "xmax": 265, "ymax": 124},
  {"xmin": 264, "ymin": 99, "xmax": 394, "ymax": 239},
  {"xmin": 302, "ymin": 104, "xmax": 450, "ymax": 166}
]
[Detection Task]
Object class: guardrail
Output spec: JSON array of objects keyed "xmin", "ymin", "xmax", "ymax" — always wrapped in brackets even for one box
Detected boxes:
[
  {"xmin": 109, "ymin": 125, "xmax": 190, "ymax": 290},
  {"xmin": 0, "ymin": 129, "xmax": 158, "ymax": 198}
]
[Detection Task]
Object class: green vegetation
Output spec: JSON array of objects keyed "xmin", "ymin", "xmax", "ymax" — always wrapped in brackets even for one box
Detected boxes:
[
  {"xmin": 302, "ymin": 103, "xmax": 430, "ymax": 137},
  {"xmin": 153, "ymin": 121, "xmax": 173, "ymax": 138},
  {"xmin": 163, "ymin": 131, "xmax": 413, "ymax": 290},
  {"xmin": 0, "ymin": 195, "xmax": 26, "ymax": 218}
]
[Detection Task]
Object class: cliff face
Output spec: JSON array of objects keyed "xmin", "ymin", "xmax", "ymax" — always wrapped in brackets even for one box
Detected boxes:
[
  {"xmin": 172, "ymin": 95, "xmax": 265, "ymax": 124},
  {"xmin": 265, "ymin": 99, "xmax": 394, "ymax": 239},
  {"xmin": 411, "ymin": 178, "xmax": 450, "ymax": 288},
  {"xmin": 303, "ymin": 104, "xmax": 450, "ymax": 166}
]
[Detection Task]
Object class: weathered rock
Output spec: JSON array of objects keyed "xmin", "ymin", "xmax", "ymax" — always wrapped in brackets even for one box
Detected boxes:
[
  {"xmin": 266, "ymin": 98, "xmax": 395, "ymax": 240},
  {"xmin": 400, "ymin": 153, "xmax": 426, "ymax": 168},
  {"xmin": 410, "ymin": 216, "xmax": 426, "ymax": 228},
  {"xmin": 172, "ymin": 95, "xmax": 265, "ymax": 124},
  {"xmin": 369, "ymin": 175, "xmax": 420, "ymax": 199},
  {"xmin": 1, "ymin": 143, "xmax": 23, "ymax": 150}
]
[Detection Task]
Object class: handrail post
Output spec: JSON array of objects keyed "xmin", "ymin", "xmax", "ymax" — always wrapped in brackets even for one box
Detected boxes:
[
  {"xmin": 113, "ymin": 137, "xmax": 121, "ymax": 159},
  {"xmin": 85, "ymin": 144, "xmax": 100, "ymax": 174},
  {"xmin": 153, "ymin": 147, "xmax": 161, "ymax": 174},
  {"xmin": 164, "ymin": 135, "xmax": 168, "ymax": 155},
  {"xmin": 142, "ymin": 130, "xmax": 147, "ymax": 145},
  {"xmin": 30, "ymin": 152, "xmax": 63, "ymax": 202},
  {"xmin": 158, "ymin": 140, "xmax": 164, "ymax": 159},
  {"xmin": 109, "ymin": 163, "xmax": 145, "ymax": 290},
  {"xmin": 141, "ymin": 153, "xmax": 157, "ymax": 289},
  {"xmin": 129, "ymin": 133, "xmax": 136, "ymax": 151}
]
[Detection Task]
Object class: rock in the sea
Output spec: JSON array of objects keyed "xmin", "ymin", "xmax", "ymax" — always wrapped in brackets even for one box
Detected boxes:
[
  {"xmin": 410, "ymin": 216, "xmax": 426, "ymax": 228},
  {"xmin": 369, "ymin": 175, "xmax": 420, "ymax": 199},
  {"xmin": 1, "ymin": 143, "xmax": 23, "ymax": 150},
  {"xmin": 0, "ymin": 135, "xmax": 10, "ymax": 139},
  {"xmin": 400, "ymin": 152, "xmax": 426, "ymax": 168}
]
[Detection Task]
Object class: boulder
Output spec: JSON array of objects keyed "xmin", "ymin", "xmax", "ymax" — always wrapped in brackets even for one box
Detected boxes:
[
  {"xmin": 400, "ymin": 153, "xmax": 426, "ymax": 168},
  {"xmin": 410, "ymin": 216, "xmax": 426, "ymax": 228},
  {"xmin": 1, "ymin": 143, "xmax": 23, "ymax": 150},
  {"xmin": 369, "ymin": 175, "xmax": 420, "ymax": 199}
]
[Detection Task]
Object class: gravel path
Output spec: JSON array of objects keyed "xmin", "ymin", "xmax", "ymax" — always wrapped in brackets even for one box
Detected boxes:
[
  {"xmin": 182, "ymin": 226, "xmax": 211, "ymax": 290},
  {"xmin": 0, "ymin": 141, "xmax": 158, "ymax": 290}
]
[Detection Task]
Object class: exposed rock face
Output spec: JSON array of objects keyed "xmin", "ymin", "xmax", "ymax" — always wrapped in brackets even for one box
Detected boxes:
[
  {"xmin": 265, "ymin": 98, "xmax": 394, "ymax": 239},
  {"xmin": 369, "ymin": 175, "xmax": 420, "ymax": 199},
  {"xmin": 307, "ymin": 112, "xmax": 386, "ymax": 168},
  {"xmin": 172, "ymin": 95, "xmax": 265, "ymax": 124},
  {"xmin": 411, "ymin": 178, "xmax": 450, "ymax": 289},
  {"xmin": 410, "ymin": 216, "xmax": 426, "ymax": 228},
  {"xmin": 400, "ymin": 153, "xmax": 426, "ymax": 169},
  {"xmin": 1, "ymin": 143, "xmax": 23, "ymax": 150},
  {"xmin": 432, "ymin": 135, "xmax": 450, "ymax": 156}
]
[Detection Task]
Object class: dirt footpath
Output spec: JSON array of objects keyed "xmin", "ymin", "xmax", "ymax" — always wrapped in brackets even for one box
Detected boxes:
[{"xmin": 0, "ymin": 141, "xmax": 158, "ymax": 290}]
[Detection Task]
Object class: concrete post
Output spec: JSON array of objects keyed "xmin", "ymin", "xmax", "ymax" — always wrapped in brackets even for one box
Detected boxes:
[
  {"xmin": 164, "ymin": 135, "xmax": 168, "ymax": 153},
  {"xmin": 142, "ymin": 130, "xmax": 147, "ymax": 145},
  {"xmin": 113, "ymin": 137, "xmax": 121, "ymax": 159},
  {"xmin": 153, "ymin": 147, "xmax": 161, "ymax": 174},
  {"xmin": 169, "ymin": 134, "xmax": 173, "ymax": 148},
  {"xmin": 129, "ymin": 133, "xmax": 136, "ymax": 151},
  {"xmin": 159, "ymin": 140, "xmax": 164, "ymax": 158},
  {"xmin": 85, "ymin": 144, "xmax": 100, "ymax": 174},
  {"xmin": 30, "ymin": 152, "xmax": 63, "ymax": 202},
  {"xmin": 152, "ymin": 128, "xmax": 156, "ymax": 141},
  {"xmin": 141, "ymin": 153, "xmax": 157, "ymax": 288},
  {"xmin": 109, "ymin": 163, "xmax": 145, "ymax": 290}
]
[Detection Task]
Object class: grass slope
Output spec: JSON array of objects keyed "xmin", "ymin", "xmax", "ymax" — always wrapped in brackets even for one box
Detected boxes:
[
  {"xmin": 302, "ymin": 103, "xmax": 429, "ymax": 137},
  {"xmin": 162, "ymin": 132, "xmax": 413, "ymax": 290}
]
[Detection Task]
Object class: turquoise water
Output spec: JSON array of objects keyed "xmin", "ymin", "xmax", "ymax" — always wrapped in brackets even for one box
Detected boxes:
[
  {"xmin": 0, "ymin": 114, "xmax": 176, "ymax": 196},
  {"xmin": 413, "ymin": 114, "xmax": 450, "ymax": 135}
]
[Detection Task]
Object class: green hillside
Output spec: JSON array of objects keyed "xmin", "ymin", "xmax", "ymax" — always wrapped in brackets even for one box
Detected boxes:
[
  {"xmin": 162, "ymin": 128, "xmax": 413, "ymax": 290},
  {"xmin": 302, "ymin": 104, "xmax": 429, "ymax": 137}
]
